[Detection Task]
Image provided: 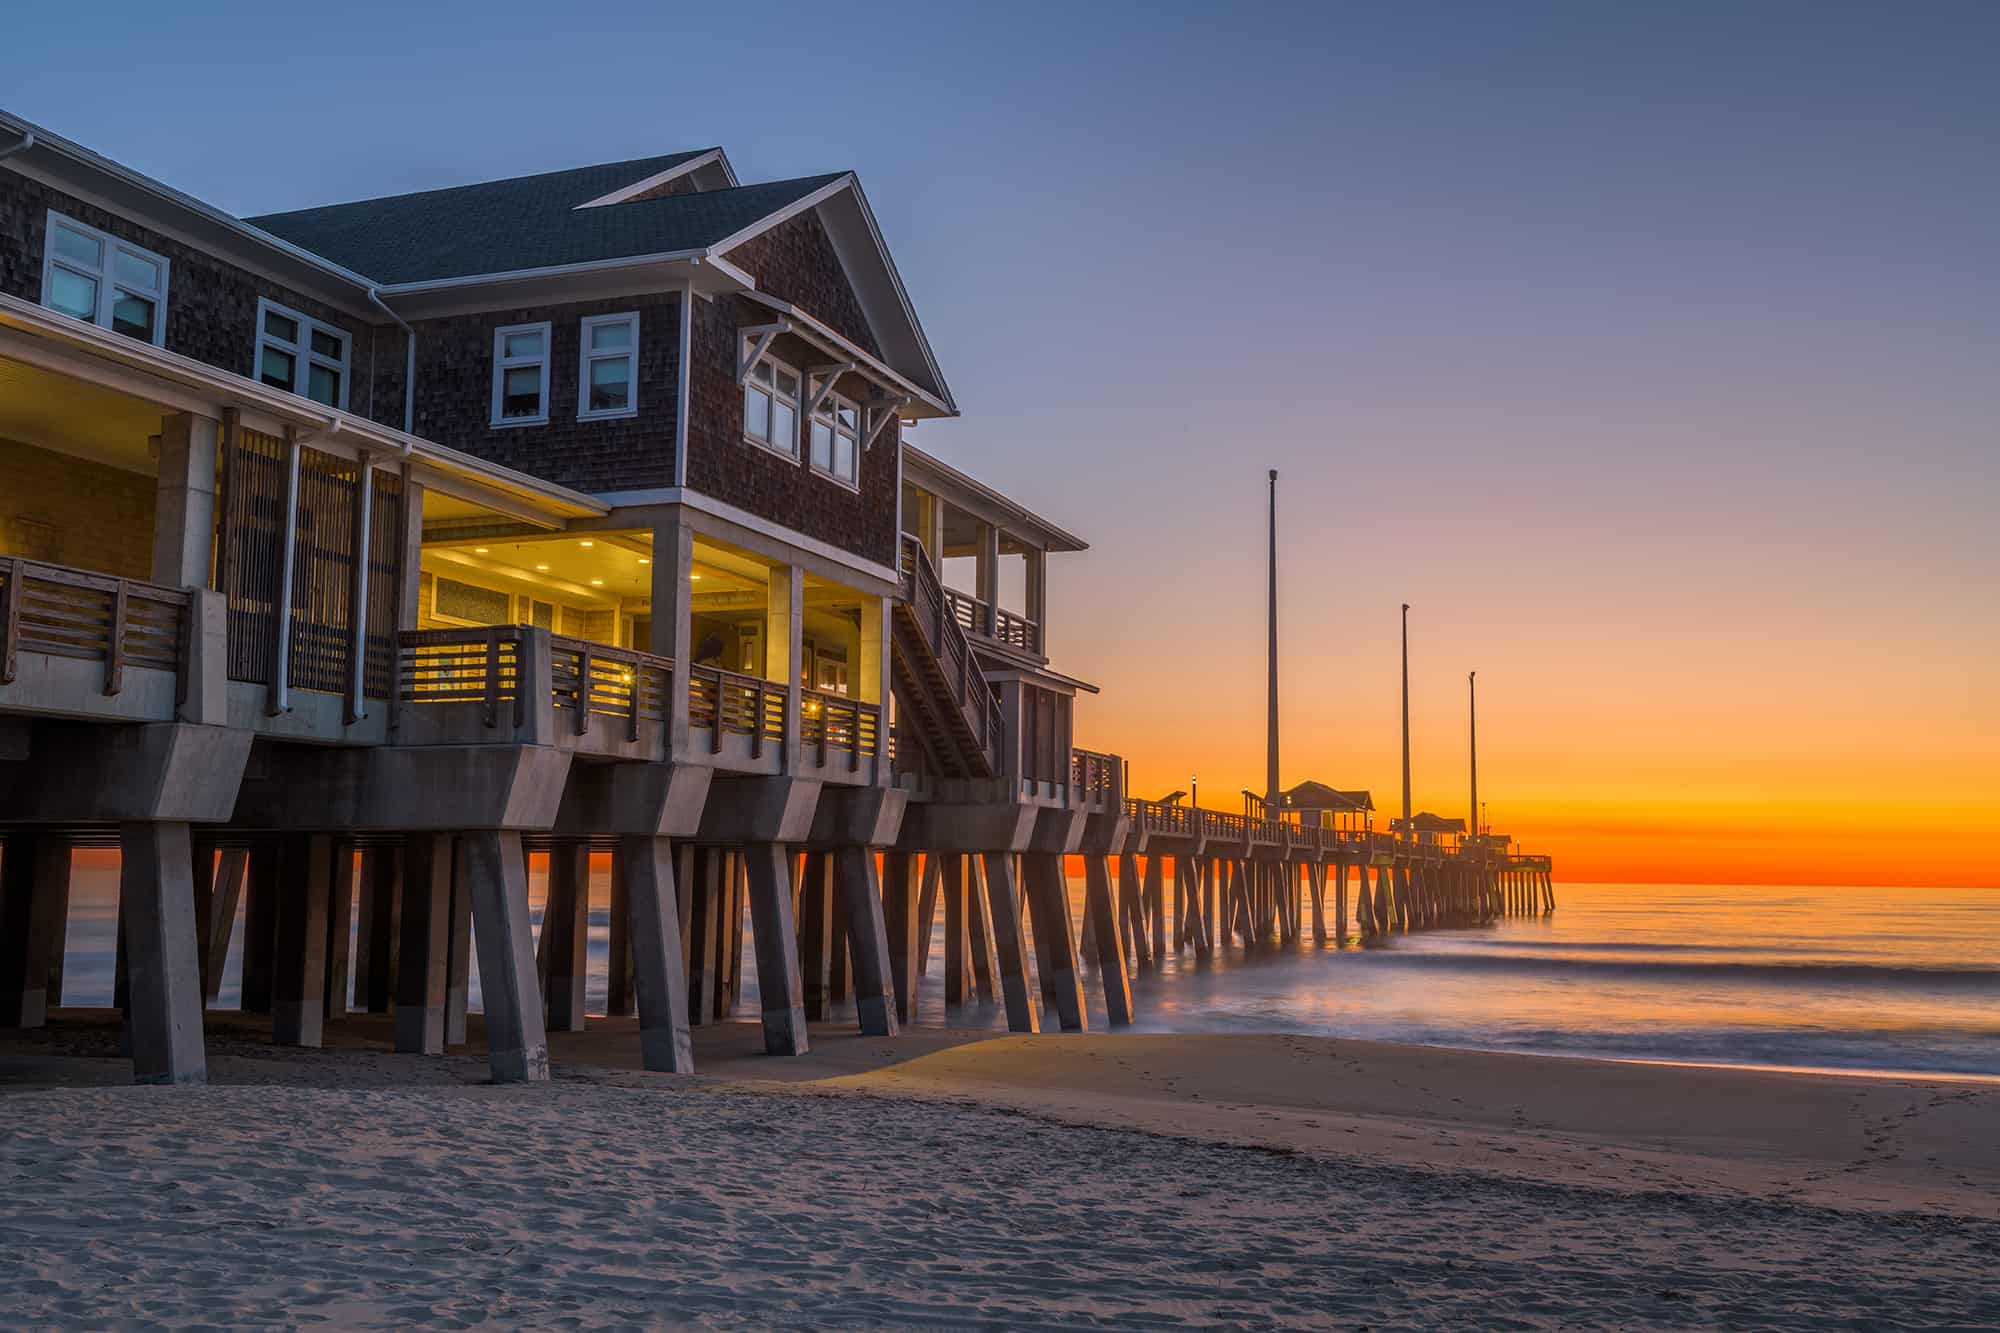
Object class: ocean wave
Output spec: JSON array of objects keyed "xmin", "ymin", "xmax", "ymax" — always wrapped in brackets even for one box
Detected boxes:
[{"xmin": 1352, "ymin": 950, "xmax": 2000, "ymax": 991}]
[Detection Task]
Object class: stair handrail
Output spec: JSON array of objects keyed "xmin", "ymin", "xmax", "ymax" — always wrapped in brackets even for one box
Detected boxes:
[{"xmin": 898, "ymin": 533, "xmax": 1003, "ymax": 758}]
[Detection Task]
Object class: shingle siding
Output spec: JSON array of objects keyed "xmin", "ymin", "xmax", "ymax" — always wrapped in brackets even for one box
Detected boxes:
[
  {"xmin": 723, "ymin": 210, "xmax": 881, "ymax": 357},
  {"xmin": 406, "ymin": 291, "xmax": 680, "ymax": 494},
  {"xmin": 0, "ymin": 171, "xmax": 388, "ymax": 418},
  {"xmin": 684, "ymin": 295, "xmax": 897, "ymax": 568}
]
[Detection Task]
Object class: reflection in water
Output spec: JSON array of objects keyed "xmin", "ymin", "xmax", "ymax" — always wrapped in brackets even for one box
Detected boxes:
[{"xmin": 54, "ymin": 856, "xmax": 1999, "ymax": 1079}]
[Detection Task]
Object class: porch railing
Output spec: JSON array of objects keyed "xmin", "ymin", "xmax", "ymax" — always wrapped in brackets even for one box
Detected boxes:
[
  {"xmin": 398, "ymin": 627, "xmax": 525, "ymax": 728},
  {"xmin": 396, "ymin": 626, "xmax": 673, "ymax": 743},
  {"xmin": 941, "ymin": 585, "xmax": 1041, "ymax": 656},
  {"xmin": 549, "ymin": 633, "xmax": 672, "ymax": 741},
  {"xmin": 0, "ymin": 558, "xmax": 191, "ymax": 700},
  {"xmin": 687, "ymin": 664, "xmax": 786, "ymax": 756},
  {"xmin": 1069, "ymin": 746, "xmax": 1122, "ymax": 808},
  {"xmin": 800, "ymin": 688, "xmax": 881, "ymax": 770}
]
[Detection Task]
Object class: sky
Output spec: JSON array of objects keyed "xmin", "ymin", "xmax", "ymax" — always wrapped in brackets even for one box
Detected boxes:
[{"xmin": 9, "ymin": 2, "xmax": 1996, "ymax": 887}]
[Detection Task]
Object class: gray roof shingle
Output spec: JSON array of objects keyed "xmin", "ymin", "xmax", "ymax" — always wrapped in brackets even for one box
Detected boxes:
[{"xmin": 244, "ymin": 154, "xmax": 844, "ymax": 285}]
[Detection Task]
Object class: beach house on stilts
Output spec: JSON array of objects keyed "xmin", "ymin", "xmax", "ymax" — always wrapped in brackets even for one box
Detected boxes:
[{"xmin": 0, "ymin": 109, "xmax": 1144, "ymax": 1084}]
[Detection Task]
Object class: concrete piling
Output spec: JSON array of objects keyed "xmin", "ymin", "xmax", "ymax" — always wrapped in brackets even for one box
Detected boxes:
[
  {"xmin": 617, "ymin": 835, "xmax": 693, "ymax": 1072},
  {"xmin": 119, "ymin": 822, "xmax": 206, "ymax": 1085},
  {"xmin": 743, "ymin": 842, "xmax": 810, "ymax": 1056},
  {"xmin": 394, "ymin": 833, "xmax": 453, "ymax": 1056},
  {"xmin": 459, "ymin": 830, "xmax": 549, "ymax": 1083},
  {"xmin": 270, "ymin": 833, "xmax": 331, "ymax": 1047}
]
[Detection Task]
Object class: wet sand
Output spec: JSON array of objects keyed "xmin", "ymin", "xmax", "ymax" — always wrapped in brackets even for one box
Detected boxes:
[{"xmin": 2, "ymin": 1013, "xmax": 1997, "ymax": 1328}]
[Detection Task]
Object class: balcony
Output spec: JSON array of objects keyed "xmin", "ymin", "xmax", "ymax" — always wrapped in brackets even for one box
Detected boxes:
[
  {"xmin": 396, "ymin": 627, "xmax": 885, "ymax": 782},
  {"xmin": 942, "ymin": 586, "xmax": 1041, "ymax": 657},
  {"xmin": 0, "ymin": 559, "xmax": 208, "ymax": 725},
  {"xmin": 396, "ymin": 627, "xmax": 673, "ymax": 762}
]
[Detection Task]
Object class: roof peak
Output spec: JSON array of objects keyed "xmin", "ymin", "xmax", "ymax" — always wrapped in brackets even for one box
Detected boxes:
[{"xmin": 247, "ymin": 148, "xmax": 723, "ymax": 224}]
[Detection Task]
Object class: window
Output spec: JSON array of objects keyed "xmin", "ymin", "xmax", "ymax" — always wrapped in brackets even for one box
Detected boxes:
[
  {"xmin": 578, "ymin": 313, "xmax": 639, "ymax": 419},
  {"xmin": 809, "ymin": 388, "xmax": 861, "ymax": 487},
  {"xmin": 255, "ymin": 298, "xmax": 350, "ymax": 409},
  {"xmin": 491, "ymin": 322, "xmax": 552, "ymax": 426},
  {"xmin": 40, "ymin": 210, "xmax": 170, "ymax": 345},
  {"xmin": 743, "ymin": 353, "xmax": 799, "ymax": 458}
]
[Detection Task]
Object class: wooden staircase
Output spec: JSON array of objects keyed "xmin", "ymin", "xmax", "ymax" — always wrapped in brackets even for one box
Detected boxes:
[{"xmin": 892, "ymin": 534, "xmax": 1001, "ymax": 780}]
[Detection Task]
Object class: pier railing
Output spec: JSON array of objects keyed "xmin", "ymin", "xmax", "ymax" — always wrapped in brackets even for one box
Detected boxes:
[
  {"xmin": 0, "ymin": 558, "xmax": 192, "ymax": 711},
  {"xmin": 687, "ymin": 664, "xmax": 787, "ymax": 757},
  {"xmin": 1069, "ymin": 746, "xmax": 1123, "ymax": 811},
  {"xmin": 397, "ymin": 626, "xmax": 673, "ymax": 756},
  {"xmin": 800, "ymin": 687, "xmax": 880, "ymax": 769},
  {"xmin": 548, "ymin": 634, "xmax": 672, "ymax": 741}
]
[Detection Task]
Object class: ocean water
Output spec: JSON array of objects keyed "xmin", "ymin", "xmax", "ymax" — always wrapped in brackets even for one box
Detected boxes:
[{"xmin": 47, "ymin": 863, "xmax": 2000, "ymax": 1081}]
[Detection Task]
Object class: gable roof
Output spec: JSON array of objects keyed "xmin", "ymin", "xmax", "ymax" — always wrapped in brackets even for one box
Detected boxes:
[
  {"xmin": 1392, "ymin": 812, "xmax": 1466, "ymax": 834},
  {"xmin": 1283, "ymin": 781, "xmax": 1374, "ymax": 812},
  {"xmin": 247, "ymin": 160, "xmax": 843, "ymax": 285}
]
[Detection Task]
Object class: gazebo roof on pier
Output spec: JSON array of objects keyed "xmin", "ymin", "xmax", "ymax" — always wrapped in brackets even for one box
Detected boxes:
[
  {"xmin": 1392, "ymin": 812, "xmax": 1466, "ymax": 834},
  {"xmin": 1282, "ymin": 782, "xmax": 1374, "ymax": 813}
]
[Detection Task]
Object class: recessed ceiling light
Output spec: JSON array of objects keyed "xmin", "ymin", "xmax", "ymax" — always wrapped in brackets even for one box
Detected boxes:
[
  {"xmin": 535, "ymin": 563, "xmax": 550, "ymax": 571},
  {"xmin": 690, "ymin": 573, "xmax": 702, "ymax": 581},
  {"xmin": 579, "ymin": 540, "xmax": 594, "ymax": 547},
  {"xmin": 638, "ymin": 557, "xmax": 651, "ymax": 565},
  {"xmin": 474, "ymin": 547, "xmax": 489, "ymax": 554},
  {"xmin": 590, "ymin": 578, "xmax": 604, "ymax": 586}
]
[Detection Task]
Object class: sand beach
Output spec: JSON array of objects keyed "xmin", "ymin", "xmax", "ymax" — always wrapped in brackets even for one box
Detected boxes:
[{"xmin": 3, "ymin": 1016, "xmax": 1997, "ymax": 1329}]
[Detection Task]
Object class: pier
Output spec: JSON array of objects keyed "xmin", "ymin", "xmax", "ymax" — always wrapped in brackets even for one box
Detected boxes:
[{"xmin": 0, "ymin": 112, "xmax": 1553, "ymax": 1086}]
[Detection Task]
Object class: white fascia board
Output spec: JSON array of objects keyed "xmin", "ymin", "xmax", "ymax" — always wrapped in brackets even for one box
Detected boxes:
[
  {"xmin": 374, "ymin": 246, "xmax": 711, "ymax": 297},
  {"xmin": 0, "ymin": 290, "xmax": 605, "ymax": 523},
  {"xmin": 902, "ymin": 442, "xmax": 1089, "ymax": 552},
  {"xmin": 835, "ymin": 176, "xmax": 956, "ymax": 413},
  {"xmin": 706, "ymin": 174, "xmax": 859, "ymax": 255},
  {"xmin": 0, "ymin": 119, "xmax": 383, "ymax": 319},
  {"xmin": 573, "ymin": 149, "xmax": 729, "ymax": 208},
  {"xmin": 586, "ymin": 486, "xmax": 901, "ymax": 593},
  {"xmin": 741, "ymin": 291, "xmax": 951, "ymax": 418}
]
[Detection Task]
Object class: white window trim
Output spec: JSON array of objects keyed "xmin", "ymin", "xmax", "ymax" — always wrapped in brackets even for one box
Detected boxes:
[
  {"xmin": 254, "ymin": 297, "xmax": 351, "ymax": 410},
  {"xmin": 742, "ymin": 349, "xmax": 802, "ymax": 461},
  {"xmin": 491, "ymin": 321, "xmax": 553, "ymax": 428},
  {"xmin": 577, "ymin": 312, "xmax": 640, "ymax": 421},
  {"xmin": 808, "ymin": 385, "xmax": 862, "ymax": 491},
  {"xmin": 39, "ymin": 209, "xmax": 170, "ymax": 346}
]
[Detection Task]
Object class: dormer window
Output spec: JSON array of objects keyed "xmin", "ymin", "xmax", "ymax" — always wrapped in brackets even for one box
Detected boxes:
[
  {"xmin": 578, "ymin": 313, "xmax": 638, "ymax": 420},
  {"xmin": 40, "ymin": 211, "xmax": 169, "ymax": 345},
  {"xmin": 743, "ymin": 353, "xmax": 800, "ymax": 459},
  {"xmin": 491, "ymin": 322, "xmax": 552, "ymax": 427},
  {"xmin": 256, "ymin": 298, "xmax": 350, "ymax": 408},
  {"xmin": 809, "ymin": 390, "xmax": 860, "ymax": 487}
]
